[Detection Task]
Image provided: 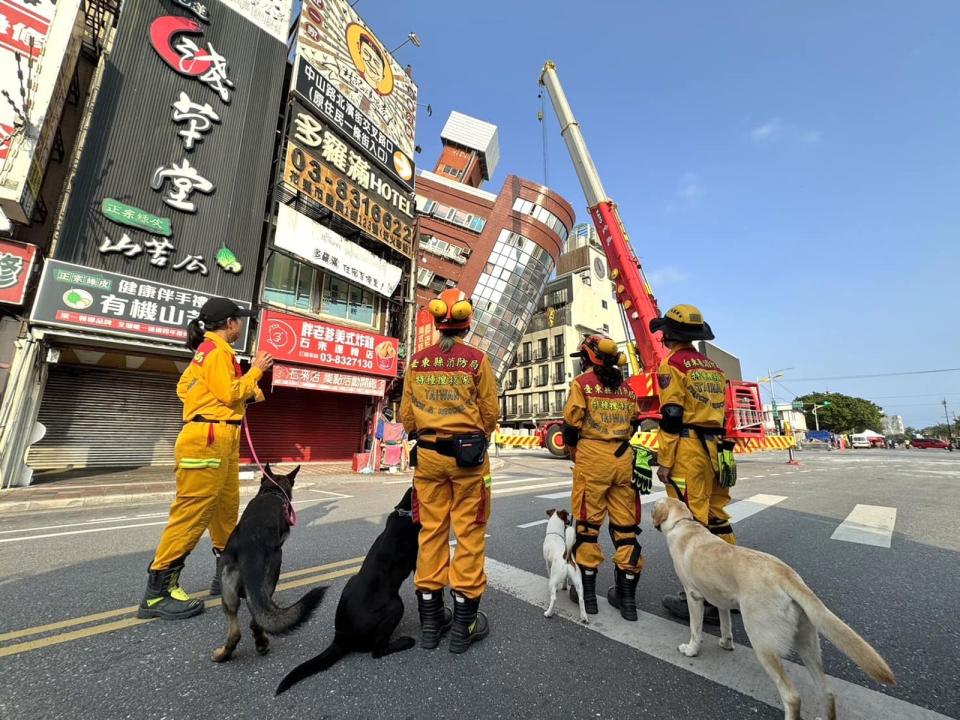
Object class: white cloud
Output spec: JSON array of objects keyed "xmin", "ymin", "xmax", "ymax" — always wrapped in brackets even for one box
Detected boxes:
[
  {"xmin": 750, "ymin": 117, "xmax": 822, "ymax": 146},
  {"xmin": 648, "ymin": 266, "xmax": 690, "ymax": 287},
  {"xmin": 751, "ymin": 117, "xmax": 782, "ymax": 142},
  {"xmin": 675, "ymin": 172, "xmax": 703, "ymax": 207}
]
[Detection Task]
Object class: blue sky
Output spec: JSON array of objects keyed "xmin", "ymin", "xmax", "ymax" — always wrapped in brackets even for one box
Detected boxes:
[{"xmin": 353, "ymin": 0, "xmax": 960, "ymax": 427}]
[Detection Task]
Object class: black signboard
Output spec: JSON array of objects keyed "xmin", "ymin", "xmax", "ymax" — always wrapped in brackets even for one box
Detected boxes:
[
  {"xmin": 295, "ymin": 58, "xmax": 415, "ymax": 191},
  {"xmin": 54, "ymin": 0, "xmax": 288, "ymax": 303},
  {"xmin": 31, "ymin": 259, "xmax": 251, "ymax": 349}
]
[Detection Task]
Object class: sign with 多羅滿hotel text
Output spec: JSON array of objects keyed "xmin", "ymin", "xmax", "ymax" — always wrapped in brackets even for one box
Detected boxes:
[
  {"xmin": 274, "ymin": 203, "xmax": 401, "ymax": 298},
  {"xmin": 30, "ymin": 259, "xmax": 251, "ymax": 348},
  {"xmin": 282, "ymin": 138, "xmax": 414, "ymax": 258}
]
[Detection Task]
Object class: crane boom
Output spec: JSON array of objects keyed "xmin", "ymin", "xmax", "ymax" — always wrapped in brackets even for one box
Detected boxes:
[
  {"xmin": 539, "ymin": 61, "xmax": 664, "ymax": 377},
  {"xmin": 538, "ymin": 61, "xmax": 766, "ymax": 442}
]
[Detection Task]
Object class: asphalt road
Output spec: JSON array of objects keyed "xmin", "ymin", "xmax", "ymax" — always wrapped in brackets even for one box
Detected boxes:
[{"xmin": 1, "ymin": 448, "xmax": 958, "ymax": 720}]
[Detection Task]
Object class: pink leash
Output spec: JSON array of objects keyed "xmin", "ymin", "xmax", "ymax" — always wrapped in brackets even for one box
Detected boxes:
[{"xmin": 242, "ymin": 417, "xmax": 297, "ymax": 527}]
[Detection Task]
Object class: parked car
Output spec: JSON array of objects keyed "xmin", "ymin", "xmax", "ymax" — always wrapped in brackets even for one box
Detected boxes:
[{"xmin": 910, "ymin": 437, "xmax": 950, "ymax": 449}]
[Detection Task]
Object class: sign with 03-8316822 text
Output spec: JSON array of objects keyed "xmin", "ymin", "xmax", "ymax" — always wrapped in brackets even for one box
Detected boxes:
[
  {"xmin": 257, "ymin": 308, "xmax": 398, "ymax": 378},
  {"xmin": 282, "ymin": 139, "xmax": 414, "ymax": 258},
  {"xmin": 30, "ymin": 259, "xmax": 251, "ymax": 348}
]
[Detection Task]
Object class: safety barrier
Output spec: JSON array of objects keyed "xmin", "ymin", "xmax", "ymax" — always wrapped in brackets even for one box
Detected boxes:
[
  {"xmin": 631, "ymin": 431, "xmax": 795, "ymax": 454},
  {"xmin": 497, "ymin": 434, "xmax": 542, "ymax": 449}
]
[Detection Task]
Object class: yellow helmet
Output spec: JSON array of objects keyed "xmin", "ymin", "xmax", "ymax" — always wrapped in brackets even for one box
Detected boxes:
[{"xmin": 649, "ymin": 304, "xmax": 715, "ymax": 341}]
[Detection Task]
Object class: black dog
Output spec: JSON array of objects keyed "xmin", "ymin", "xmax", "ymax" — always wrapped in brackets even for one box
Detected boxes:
[
  {"xmin": 275, "ymin": 487, "xmax": 424, "ymax": 695},
  {"xmin": 212, "ymin": 464, "xmax": 327, "ymax": 663}
]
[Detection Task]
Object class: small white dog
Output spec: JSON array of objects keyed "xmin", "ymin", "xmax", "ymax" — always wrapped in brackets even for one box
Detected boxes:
[
  {"xmin": 652, "ymin": 498, "xmax": 894, "ymax": 720},
  {"xmin": 543, "ymin": 509, "xmax": 588, "ymax": 623}
]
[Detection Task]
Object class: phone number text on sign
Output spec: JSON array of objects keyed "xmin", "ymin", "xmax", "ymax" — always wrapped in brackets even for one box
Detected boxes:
[{"xmin": 283, "ymin": 141, "xmax": 413, "ymax": 258}]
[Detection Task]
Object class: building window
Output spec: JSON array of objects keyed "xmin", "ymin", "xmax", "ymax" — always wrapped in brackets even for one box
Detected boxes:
[
  {"xmin": 420, "ymin": 234, "xmax": 468, "ymax": 265},
  {"xmin": 538, "ymin": 365, "xmax": 549, "ymax": 386},
  {"xmin": 420, "ymin": 199, "xmax": 487, "ymax": 234},
  {"xmin": 416, "ymin": 268, "xmax": 435, "ymax": 286},
  {"xmin": 509, "ymin": 369, "xmax": 517, "ymax": 387},
  {"xmin": 264, "ymin": 254, "xmax": 380, "ymax": 328},
  {"xmin": 601, "ymin": 300, "xmax": 608, "ymax": 309},
  {"xmin": 553, "ymin": 334, "xmax": 564, "ymax": 357},
  {"xmin": 539, "ymin": 392, "xmax": 550, "ymax": 413},
  {"xmin": 522, "ymin": 341, "xmax": 532, "ymax": 363},
  {"xmin": 553, "ymin": 361, "xmax": 564, "ymax": 384},
  {"xmin": 602, "ymin": 323, "xmax": 610, "ymax": 333},
  {"xmin": 555, "ymin": 390, "xmax": 566, "ymax": 409},
  {"xmin": 522, "ymin": 367, "xmax": 531, "ymax": 388},
  {"xmin": 509, "ymin": 395, "xmax": 517, "ymax": 415},
  {"xmin": 512, "ymin": 197, "xmax": 570, "ymax": 243},
  {"xmin": 264, "ymin": 252, "xmax": 316, "ymax": 311},
  {"xmin": 521, "ymin": 394, "xmax": 531, "ymax": 414}
]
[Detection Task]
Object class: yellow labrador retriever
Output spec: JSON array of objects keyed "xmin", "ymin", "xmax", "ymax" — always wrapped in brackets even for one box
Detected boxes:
[{"xmin": 652, "ymin": 498, "xmax": 894, "ymax": 720}]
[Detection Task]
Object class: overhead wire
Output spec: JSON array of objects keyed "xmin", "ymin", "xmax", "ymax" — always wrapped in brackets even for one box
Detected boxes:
[{"xmin": 788, "ymin": 367, "xmax": 960, "ymax": 381}]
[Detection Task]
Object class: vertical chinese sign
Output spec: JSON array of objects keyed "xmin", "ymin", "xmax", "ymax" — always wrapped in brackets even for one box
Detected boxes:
[
  {"xmin": 0, "ymin": 238, "xmax": 38, "ymax": 305},
  {"xmin": 51, "ymin": 0, "xmax": 292, "ymax": 304},
  {"xmin": 0, "ymin": 0, "xmax": 84, "ymax": 224}
]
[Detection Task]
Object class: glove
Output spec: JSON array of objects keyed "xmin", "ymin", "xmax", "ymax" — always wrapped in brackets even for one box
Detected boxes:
[{"xmin": 632, "ymin": 446, "xmax": 654, "ymax": 494}]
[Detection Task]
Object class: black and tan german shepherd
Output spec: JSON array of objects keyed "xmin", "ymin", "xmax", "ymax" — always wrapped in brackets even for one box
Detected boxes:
[
  {"xmin": 275, "ymin": 487, "xmax": 420, "ymax": 694},
  {"xmin": 212, "ymin": 464, "xmax": 327, "ymax": 663}
]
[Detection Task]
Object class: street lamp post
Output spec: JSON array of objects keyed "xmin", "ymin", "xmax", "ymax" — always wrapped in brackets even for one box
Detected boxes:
[{"xmin": 758, "ymin": 368, "xmax": 797, "ymax": 466}]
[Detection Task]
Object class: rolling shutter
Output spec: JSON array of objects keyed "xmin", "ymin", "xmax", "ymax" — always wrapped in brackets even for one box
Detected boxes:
[
  {"xmin": 241, "ymin": 385, "xmax": 366, "ymax": 463},
  {"xmin": 27, "ymin": 366, "xmax": 182, "ymax": 469}
]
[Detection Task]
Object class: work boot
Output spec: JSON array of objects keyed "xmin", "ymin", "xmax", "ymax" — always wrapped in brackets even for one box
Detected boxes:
[
  {"xmin": 416, "ymin": 589, "xmax": 452, "ymax": 650},
  {"xmin": 606, "ymin": 567, "xmax": 640, "ymax": 621},
  {"xmin": 209, "ymin": 548, "xmax": 224, "ymax": 597},
  {"xmin": 568, "ymin": 565, "xmax": 599, "ymax": 615},
  {"xmin": 138, "ymin": 561, "xmax": 204, "ymax": 620},
  {"xmin": 662, "ymin": 591, "xmax": 720, "ymax": 625},
  {"xmin": 448, "ymin": 592, "xmax": 489, "ymax": 654}
]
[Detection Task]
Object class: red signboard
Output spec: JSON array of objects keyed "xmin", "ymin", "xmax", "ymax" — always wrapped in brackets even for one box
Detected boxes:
[
  {"xmin": 258, "ymin": 309, "xmax": 398, "ymax": 378},
  {"xmin": 0, "ymin": 239, "xmax": 38, "ymax": 305},
  {"xmin": 272, "ymin": 363, "xmax": 386, "ymax": 397}
]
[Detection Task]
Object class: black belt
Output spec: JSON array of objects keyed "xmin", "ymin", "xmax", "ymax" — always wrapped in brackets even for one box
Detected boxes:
[
  {"xmin": 679, "ymin": 427, "xmax": 722, "ymax": 439},
  {"xmin": 188, "ymin": 416, "xmax": 241, "ymax": 426},
  {"xmin": 416, "ymin": 437, "xmax": 457, "ymax": 457}
]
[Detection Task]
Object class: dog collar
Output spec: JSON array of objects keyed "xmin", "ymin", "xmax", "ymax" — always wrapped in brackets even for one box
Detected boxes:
[{"xmin": 545, "ymin": 530, "xmax": 567, "ymax": 542}]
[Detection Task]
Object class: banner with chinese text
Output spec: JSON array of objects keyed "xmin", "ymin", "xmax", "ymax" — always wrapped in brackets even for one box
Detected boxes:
[
  {"xmin": 30, "ymin": 259, "xmax": 250, "ymax": 348},
  {"xmin": 0, "ymin": 238, "xmax": 38, "ymax": 305},
  {"xmin": 274, "ymin": 203, "xmax": 401, "ymax": 297},
  {"xmin": 272, "ymin": 363, "xmax": 386, "ymax": 397},
  {"xmin": 258, "ymin": 308, "xmax": 398, "ymax": 378}
]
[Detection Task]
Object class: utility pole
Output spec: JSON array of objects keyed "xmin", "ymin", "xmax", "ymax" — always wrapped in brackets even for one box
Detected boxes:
[
  {"xmin": 944, "ymin": 399, "xmax": 953, "ymax": 442},
  {"xmin": 766, "ymin": 368, "xmax": 782, "ymax": 435}
]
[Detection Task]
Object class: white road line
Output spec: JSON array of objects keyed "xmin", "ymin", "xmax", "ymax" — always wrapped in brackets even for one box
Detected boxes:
[
  {"xmin": 382, "ymin": 479, "xmax": 413, "ymax": 485},
  {"xmin": 494, "ymin": 477, "xmax": 554, "ymax": 486},
  {"xmin": 727, "ymin": 494, "xmax": 787, "ymax": 523},
  {"xmin": 517, "ymin": 519, "xmax": 549, "ymax": 529},
  {"xmin": 535, "ymin": 490, "xmax": 571, "ymax": 500},
  {"xmin": 831, "ymin": 505, "xmax": 897, "ymax": 548},
  {"xmin": 304, "ymin": 489, "xmax": 353, "ymax": 499},
  {"xmin": 491, "ymin": 481, "xmax": 571, "ymax": 496},
  {"xmin": 0, "ymin": 496, "xmax": 343, "ymax": 543},
  {"xmin": 486, "ymin": 558, "xmax": 949, "ymax": 720}
]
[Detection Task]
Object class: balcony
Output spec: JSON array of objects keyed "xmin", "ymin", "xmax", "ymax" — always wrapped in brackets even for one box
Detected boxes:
[
  {"xmin": 551, "ymin": 345, "xmax": 564, "ymax": 358},
  {"xmin": 526, "ymin": 306, "xmax": 571, "ymax": 333},
  {"xmin": 520, "ymin": 378, "xmax": 532, "ymax": 389},
  {"xmin": 518, "ymin": 353, "xmax": 533, "ymax": 365},
  {"xmin": 536, "ymin": 375, "xmax": 550, "ymax": 387},
  {"xmin": 533, "ymin": 349, "xmax": 548, "ymax": 362}
]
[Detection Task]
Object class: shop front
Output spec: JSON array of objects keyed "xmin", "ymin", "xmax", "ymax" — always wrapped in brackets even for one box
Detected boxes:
[{"xmin": 244, "ymin": 309, "xmax": 398, "ymax": 463}]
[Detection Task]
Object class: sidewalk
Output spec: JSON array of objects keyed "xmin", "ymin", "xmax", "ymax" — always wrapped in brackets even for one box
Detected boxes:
[{"xmin": 0, "ymin": 462, "xmax": 363, "ymax": 515}]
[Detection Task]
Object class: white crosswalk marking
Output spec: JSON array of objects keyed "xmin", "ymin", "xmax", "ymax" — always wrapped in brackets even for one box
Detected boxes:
[
  {"xmin": 491, "ymin": 480, "xmax": 570, "ymax": 496},
  {"xmin": 535, "ymin": 490, "xmax": 571, "ymax": 500},
  {"xmin": 831, "ymin": 505, "xmax": 897, "ymax": 548},
  {"xmin": 517, "ymin": 519, "xmax": 549, "ymax": 529},
  {"xmin": 726, "ymin": 494, "xmax": 787, "ymax": 523},
  {"xmin": 485, "ymin": 558, "xmax": 950, "ymax": 720}
]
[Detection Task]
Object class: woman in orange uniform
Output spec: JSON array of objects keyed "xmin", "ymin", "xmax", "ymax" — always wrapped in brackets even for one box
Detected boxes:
[{"xmin": 138, "ymin": 298, "xmax": 272, "ymax": 620}]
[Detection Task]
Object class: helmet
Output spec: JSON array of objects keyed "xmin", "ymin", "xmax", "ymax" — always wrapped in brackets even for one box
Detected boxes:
[
  {"xmin": 649, "ymin": 304, "xmax": 714, "ymax": 342},
  {"xmin": 427, "ymin": 288, "xmax": 473, "ymax": 330},
  {"xmin": 571, "ymin": 333, "xmax": 626, "ymax": 369}
]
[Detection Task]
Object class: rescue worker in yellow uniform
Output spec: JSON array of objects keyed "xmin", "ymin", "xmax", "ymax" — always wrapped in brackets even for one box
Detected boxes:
[
  {"xmin": 401, "ymin": 288, "xmax": 498, "ymax": 654},
  {"xmin": 138, "ymin": 298, "xmax": 272, "ymax": 620},
  {"xmin": 563, "ymin": 334, "xmax": 644, "ymax": 621},
  {"xmin": 649, "ymin": 304, "xmax": 734, "ymax": 622}
]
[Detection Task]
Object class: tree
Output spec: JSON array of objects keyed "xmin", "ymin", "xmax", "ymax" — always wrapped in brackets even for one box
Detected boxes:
[{"xmin": 794, "ymin": 392, "xmax": 883, "ymax": 434}]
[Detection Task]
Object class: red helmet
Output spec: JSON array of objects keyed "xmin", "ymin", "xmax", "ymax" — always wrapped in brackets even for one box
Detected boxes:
[
  {"xmin": 571, "ymin": 333, "xmax": 626, "ymax": 368},
  {"xmin": 427, "ymin": 288, "xmax": 473, "ymax": 330}
]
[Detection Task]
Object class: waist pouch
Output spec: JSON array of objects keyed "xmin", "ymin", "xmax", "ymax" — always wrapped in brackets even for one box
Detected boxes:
[
  {"xmin": 454, "ymin": 433, "xmax": 487, "ymax": 468},
  {"xmin": 418, "ymin": 434, "xmax": 488, "ymax": 468},
  {"xmin": 718, "ymin": 440, "xmax": 737, "ymax": 488}
]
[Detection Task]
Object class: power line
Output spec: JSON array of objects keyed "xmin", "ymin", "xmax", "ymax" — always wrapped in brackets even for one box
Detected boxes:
[{"xmin": 788, "ymin": 367, "xmax": 960, "ymax": 382}]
